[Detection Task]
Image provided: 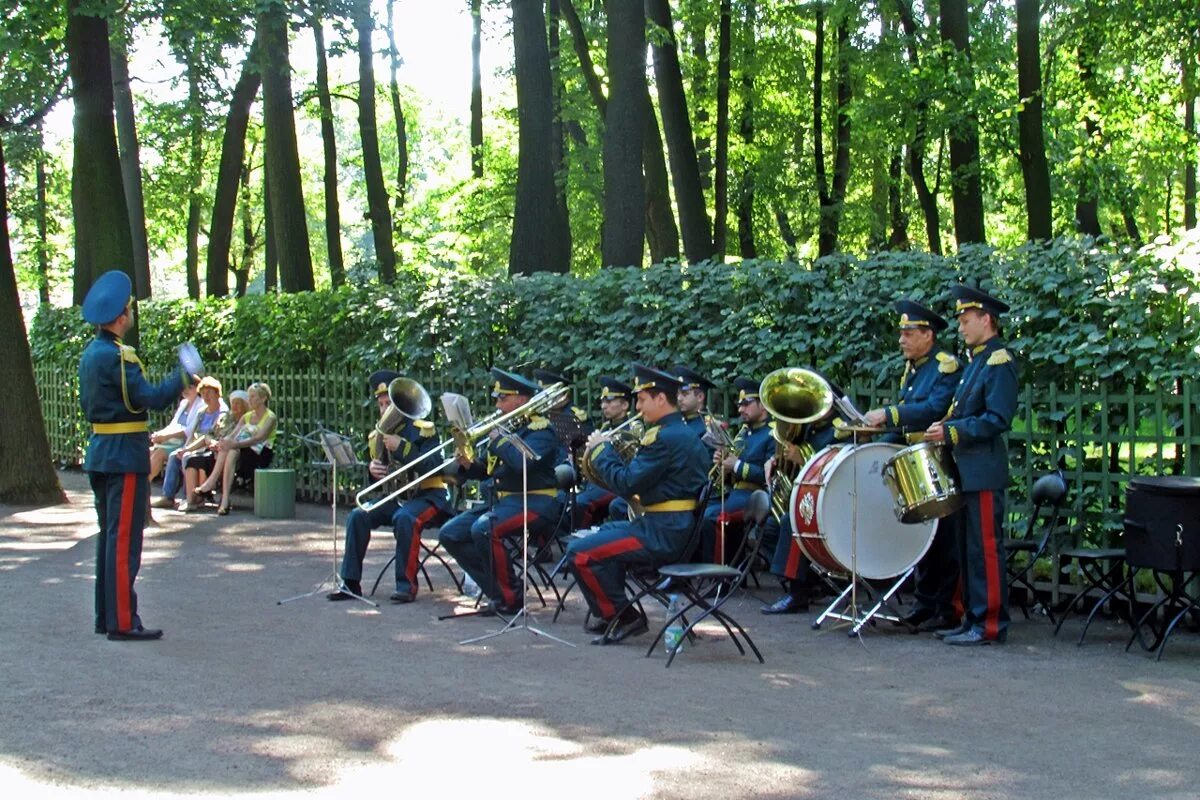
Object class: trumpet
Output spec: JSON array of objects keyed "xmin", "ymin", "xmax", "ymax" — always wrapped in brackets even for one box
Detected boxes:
[{"xmin": 355, "ymin": 382, "xmax": 570, "ymax": 510}]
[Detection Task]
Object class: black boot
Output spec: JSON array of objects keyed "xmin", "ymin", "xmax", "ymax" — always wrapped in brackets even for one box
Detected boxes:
[{"xmin": 327, "ymin": 579, "xmax": 363, "ymax": 601}]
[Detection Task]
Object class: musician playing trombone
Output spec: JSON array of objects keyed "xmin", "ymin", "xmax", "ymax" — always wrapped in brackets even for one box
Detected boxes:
[
  {"xmin": 699, "ymin": 377, "xmax": 775, "ymax": 564},
  {"xmin": 437, "ymin": 368, "xmax": 565, "ymax": 617},
  {"xmin": 574, "ymin": 375, "xmax": 637, "ymax": 529},
  {"xmin": 328, "ymin": 371, "xmax": 450, "ymax": 604},
  {"xmin": 861, "ymin": 300, "xmax": 961, "ymax": 633}
]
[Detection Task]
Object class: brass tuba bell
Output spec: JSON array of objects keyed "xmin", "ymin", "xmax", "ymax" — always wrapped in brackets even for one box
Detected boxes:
[
  {"xmin": 759, "ymin": 367, "xmax": 835, "ymax": 521},
  {"xmin": 376, "ymin": 377, "xmax": 433, "ymax": 435}
]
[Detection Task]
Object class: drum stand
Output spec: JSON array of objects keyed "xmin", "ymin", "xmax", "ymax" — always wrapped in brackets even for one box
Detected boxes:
[
  {"xmin": 811, "ymin": 430, "xmax": 909, "ymax": 637},
  {"xmin": 460, "ymin": 434, "xmax": 574, "ymax": 648},
  {"xmin": 278, "ymin": 430, "xmax": 377, "ymax": 608}
]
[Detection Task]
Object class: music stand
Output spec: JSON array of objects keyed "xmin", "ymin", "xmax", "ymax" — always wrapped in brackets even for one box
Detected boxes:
[
  {"xmin": 277, "ymin": 429, "xmax": 377, "ymax": 607},
  {"xmin": 459, "ymin": 429, "xmax": 575, "ymax": 648}
]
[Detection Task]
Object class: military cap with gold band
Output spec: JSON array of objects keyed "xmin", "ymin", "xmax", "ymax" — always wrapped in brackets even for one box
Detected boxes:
[
  {"xmin": 632, "ymin": 363, "xmax": 685, "ymax": 394},
  {"xmin": 895, "ymin": 299, "xmax": 948, "ymax": 332},
  {"xmin": 598, "ymin": 375, "xmax": 633, "ymax": 401},
  {"xmin": 490, "ymin": 367, "xmax": 540, "ymax": 397},
  {"xmin": 733, "ymin": 377, "xmax": 761, "ymax": 406},
  {"xmin": 950, "ymin": 284, "xmax": 1010, "ymax": 317},
  {"xmin": 670, "ymin": 364, "xmax": 714, "ymax": 392}
]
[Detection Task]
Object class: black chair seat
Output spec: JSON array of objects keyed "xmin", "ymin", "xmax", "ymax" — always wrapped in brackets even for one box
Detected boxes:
[
  {"xmin": 1004, "ymin": 539, "xmax": 1041, "ymax": 553},
  {"xmin": 1060, "ymin": 547, "xmax": 1124, "ymax": 560},
  {"xmin": 659, "ymin": 564, "xmax": 739, "ymax": 581}
]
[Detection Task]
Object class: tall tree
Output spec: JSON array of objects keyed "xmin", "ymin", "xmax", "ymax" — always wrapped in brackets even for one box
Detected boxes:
[
  {"xmin": 470, "ymin": 0, "xmax": 484, "ymax": 178},
  {"xmin": 34, "ymin": 127, "xmax": 52, "ymax": 304},
  {"xmin": 206, "ymin": 40, "xmax": 260, "ymax": 297},
  {"xmin": 259, "ymin": 1, "xmax": 314, "ymax": 291},
  {"xmin": 385, "ymin": 0, "xmax": 409, "ymax": 236},
  {"xmin": 646, "ymin": 0, "xmax": 713, "ymax": 263},
  {"xmin": 184, "ymin": 55, "xmax": 204, "ymax": 298},
  {"xmin": 735, "ymin": 0, "xmax": 757, "ymax": 259},
  {"xmin": 813, "ymin": 3, "xmax": 852, "ymax": 257},
  {"xmin": 1184, "ymin": 35, "xmax": 1197, "ymax": 230},
  {"xmin": 510, "ymin": 0, "xmax": 571, "ymax": 273},
  {"xmin": 1073, "ymin": 3, "xmax": 1103, "ymax": 237},
  {"xmin": 354, "ymin": 0, "xmax": 396, "ymax": 282},
  {"xmin": 601, "ymin": 0, "xmax": 647, "ymax": 267},
  {"xmin": 548, "ymin": 0, "xmax": 570, "ymax": 234},
  {"xmin": 643, "ymin": 90, "xmax": 679, "ymax": 263},
  {"xmin": 894, "ymin": 0, "xmax": 941, "ymax": 254},
  {"xmin": 939, "ymin": 0, "xmax": 986, "ymax": 245},
  {"xmin": 67, "ymin": 0, "xmax": 136, "ymax": 312},
  {"xmin": 1016, "ymin": 0, "xmax": 1052, "ymax": 241},
  {"xmin": 310, "ymin": 4, "xmax": 345, "ymax": 286},
  {"xmin": 712, "ymin": 0, "xmax": 731, "ymax": 257},
  {"xmin": 108, "ymin": 15, "xmax": 151, "ymax": 300}
]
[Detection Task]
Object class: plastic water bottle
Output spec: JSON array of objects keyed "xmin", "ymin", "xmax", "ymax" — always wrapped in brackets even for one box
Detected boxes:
[
  {"xmin": 664, "ymin": 594, "xmax": 684, "ymax": 654},
  {"xmin": 462, "ymin": 573, "xmax": 481, "ymax": 599}
]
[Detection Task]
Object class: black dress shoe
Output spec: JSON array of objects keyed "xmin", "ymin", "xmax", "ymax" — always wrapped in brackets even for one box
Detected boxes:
[
  {"xmin": 932, "ymin": 622, "xmax": 970, "ymax": 640},
  {"xmin": 761, "ymin": 594, "xmax": 809, "ymax": 615},
  {"xmin": 897, "ymin": 606, "xmax": 936, "ymax": 628},
  {"xmin": 943, "ymin": 628, "xmax": 1005, "ymax": 646},
  {"xmin": 94, "ymin": 625, "xmax": 107, "ymax": 635},
  {"xmin": 327, "ymin": 580, "xmax": 363, "ymax": 601},
  {"xmin": 591, "ymin": 611, "xmax": 648, "ymax": 645},
  {"xmin": 107, "ymin": 627, "xmax": 163, "ymax": 641},
  {"xmin": 389, "ymin": 591, "xmax": 416, "ymax": 604}
]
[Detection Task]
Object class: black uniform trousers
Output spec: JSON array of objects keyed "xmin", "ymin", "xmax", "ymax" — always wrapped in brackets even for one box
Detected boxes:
[
  {"xmin": 956, "ymin": 489, "xmax": 1009, "ymax": 640},
  {"xmin": 90, "ymin": 471, "xmax": 151, "ymax": 634},
  {"xmin": 909, "ymin": 517, "xmax": 960, "ymax": 617}
]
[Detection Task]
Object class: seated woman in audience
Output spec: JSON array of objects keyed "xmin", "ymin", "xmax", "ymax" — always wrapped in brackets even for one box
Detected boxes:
[
  {"xmin": 180, "ymin": 389, "xmax": 249, "ymax": 512},
  {"xmin": 154, "ymin": 377, "xmax": 227, "ymax": 509},
  {"xmin": 148, "ymin": 384, "xmax": 200, "ymax": 483},
  {"xmin": 196, "ymin": 382, "xmax": 278, "ymax": 515}
]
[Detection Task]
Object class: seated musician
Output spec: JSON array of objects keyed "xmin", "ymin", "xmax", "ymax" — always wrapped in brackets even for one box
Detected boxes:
[
  {"xmin": 862, "ymin": 299, "xmax": 961, "ymax": 632},
  {"xmin": 534, "ymin": 367, "xmax": 591, "ymax": 471},
  {"xmin": 671, "ymin": 364, "xmax": 717, "ymax": 441},
  {"xmin": 700, "ymin": 377, "xmax": 774, "ymax": 564},
  {"xmin": 566, "ymin": 364, "xmax": 709, "ymax": 643},
  {"xmin": 328, "ymin": 371, "xmax": 449, "ymax": 603},
  {"xmin": 574, "ymin": 375, "xmax": 636, "ymax": 529},
  {"xmin": 438, "ymin": 368, "xmax": 565, "ymax": 616}
]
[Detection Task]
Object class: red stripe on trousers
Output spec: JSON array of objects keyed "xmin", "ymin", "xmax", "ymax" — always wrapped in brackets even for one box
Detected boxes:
[
  {"xmin": 980, "ymin": 490, "xmax": 1001, "ymax": 640},
  {"xmin": 715, "ymin": 509, "xmax": 744, "ymax": 564},
  {"xmin": 490, "ymin": 511, "xmax": 540, "ymax": 607},
  {"xmin": 784, "ymin": 538, "xmax": 802, "ymax": 580},
  {"xmin": 403, "ymin": 505, "xmax": 442, "ymax": 594},
  {"xmin": 116, "ymin": 473, "xmax": 137, "ymax": 632},
  {"xmin": 572, "ymin": 536, "xmax": 645, "ymax": 619}
]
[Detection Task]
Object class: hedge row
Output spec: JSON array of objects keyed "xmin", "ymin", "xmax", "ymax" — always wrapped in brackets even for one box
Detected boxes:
[{"xmin": 30, "ymin": 237, "xmax": 1200, "ymax": 391}]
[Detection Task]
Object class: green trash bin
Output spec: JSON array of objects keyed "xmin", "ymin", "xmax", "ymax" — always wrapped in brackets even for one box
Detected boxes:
[{"xmin": 255, "ymin": 468, "xmax": 296, "ymax": 519}]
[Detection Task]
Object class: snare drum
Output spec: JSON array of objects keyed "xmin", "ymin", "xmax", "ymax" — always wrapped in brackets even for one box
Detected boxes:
[
  {"xmin": 790, "ymin": 443, "xmax": 937, "ymax": 579},
  {"xmin": 880, "ymin": 441, "xmax": 964, "ymax": 523}
]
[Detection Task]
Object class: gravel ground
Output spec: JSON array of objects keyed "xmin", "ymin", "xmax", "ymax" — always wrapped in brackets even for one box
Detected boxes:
[{"xmin": 1, "ymin": 469, "xmax": 1198, "ymax": 799}]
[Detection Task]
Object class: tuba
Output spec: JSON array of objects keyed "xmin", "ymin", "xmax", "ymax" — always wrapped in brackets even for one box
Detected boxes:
[
  {"xmin": 375, "ymin": 377, "xmax": 433, "ymax": 436},
  {"xmin": 760, "ymin": 367, "xmax": 835, "ymax": 521}
]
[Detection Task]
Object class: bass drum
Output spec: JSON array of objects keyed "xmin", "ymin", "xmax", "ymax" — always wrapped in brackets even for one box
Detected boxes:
[{"xmin": 790, "ymin": 443, "xmax": 937, "ymax": 580}]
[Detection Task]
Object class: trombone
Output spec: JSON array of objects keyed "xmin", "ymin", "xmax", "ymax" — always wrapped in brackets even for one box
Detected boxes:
[{"xmin": 355, "ymin": 382, "xmax": 570, "ymax": 511}]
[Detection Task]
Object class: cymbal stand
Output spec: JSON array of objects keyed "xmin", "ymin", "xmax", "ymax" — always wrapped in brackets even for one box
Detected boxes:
[
  {"xmin": 278, "ymin": 429, "xmax": 377, "ymax": 608},
  {"xmin": 460, "ymin": 433, "xmax": 574, "ymax": 647}
]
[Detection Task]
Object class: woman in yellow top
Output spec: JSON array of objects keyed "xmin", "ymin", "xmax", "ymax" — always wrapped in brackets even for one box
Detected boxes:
[{"xmin": 197, "ymin": 381, "xmax": 278, "ymax": 515}]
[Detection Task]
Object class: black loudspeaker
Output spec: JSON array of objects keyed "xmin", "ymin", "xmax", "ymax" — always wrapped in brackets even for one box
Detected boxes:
[{"xmin": 1123, "ymin": 476, "xmax": 1200, "ymax": 572}]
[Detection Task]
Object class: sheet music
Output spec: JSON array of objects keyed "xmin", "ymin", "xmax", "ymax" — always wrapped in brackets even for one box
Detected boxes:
[
  {"xmin": 441, "ymin": 393, "xmax": 473, "ymax": 430},
  {"xmin": 833, "ymin": 394, "xmax": 870, "ymax": 426},
  {"xmin": 319, "ymin": 432, "xmax": 360, "ymax": 468}
]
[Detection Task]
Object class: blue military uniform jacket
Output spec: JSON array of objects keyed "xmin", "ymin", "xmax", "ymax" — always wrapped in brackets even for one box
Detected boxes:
[
  {"xmin": 588, "ymin": 411, "xmax": 709, "ymax": 507},
  {"xmin": 729, "ymin": 420, "xmax": 773, "ymax": 489},
  {"xmin": 944, "ymin": 338, "xmax": 1018, "ymax": 492},
  {"xmin": 79, "ymin": 330, "xmax": 189, "ymax": 474},
  {"xmin": 880, "ymin": 347, "xmax": 959, "ymax": 444},
  {"xmin": 372, "ymin": 419, "xmax": 445, "ymax": 488},
  {"xmin": 460, "ymin": 415, "xmax": 562, "ymax": 493}
]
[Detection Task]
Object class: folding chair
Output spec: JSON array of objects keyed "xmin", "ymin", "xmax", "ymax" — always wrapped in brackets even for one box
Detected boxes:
[
  {"xmin": 646, "ymin": 490, "xmax": 770, "ymax": 667},
  {"xmin": 1005, "ymin": 471, "xmax": 1068, "ymax": 622}
]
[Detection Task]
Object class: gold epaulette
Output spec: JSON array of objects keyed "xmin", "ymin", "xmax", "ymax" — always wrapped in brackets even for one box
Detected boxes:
[
  {"xmin": 572, "ymin": 406, "xmax": 588, "ymax": 423},
  {"xmin": 936, "ymin": 351, "xmax": 960, "ymax": 374},
  {"xmin": 987, "ymin": 348, "xmax": 1012, "ymax": 366},
  {"xmin": 528, "ymin": 415, "xmax": 549, "ymax": 430},
  {"xmin": 118, "ymin": 343, "xmax": 142, "ymax": 366},
  {"xmin": 414, "ymin": 419, "xmax": 436, "ymax": 437},
  {"xmin": 640, "ymin": 426, "xmax": 660, "ymax": 446}
]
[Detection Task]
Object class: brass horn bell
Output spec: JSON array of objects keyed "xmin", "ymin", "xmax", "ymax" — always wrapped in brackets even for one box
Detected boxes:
[{"xmin": 376, "ymin": 377, "xmax": 432, "ymax": 435}]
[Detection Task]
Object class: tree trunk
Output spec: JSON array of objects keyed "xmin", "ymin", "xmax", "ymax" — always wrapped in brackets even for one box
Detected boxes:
[
  {"xmin": 887, "ymin": 150, "xmax": 910, "ymax": 249},
  {"xmin": 312, "ymin": 13, "xmax": 345, "ymax": 286},
  {"xmin": 643, "ymin": 90, "xmax": 679, "ymax": 263},
  {"xmin": 510, "ymin": 0, "xmax": 571, "ymax": 273},
  {"xmin": 735, "ymin": 0, "xmax": 757, "ymax": 259},
  {"xmin": 354, "ymin": 0, "xmax": 396, "ymax": 282},
  {"xmin": 1074, "ymin": 9, "xmax": 1102, "ymax": 237},
  {"xmin": 646, "ymin": 0, "xmax": 713, "ymax": 263},
  {"xmin": 259, "ymin": 4, "xmax": 314, "ymax": 292},
  {"xmin": 0, "ymin": 136, "xmax": 65, "ymax": 505},
  {"xmin": 600, "ymin": 0, "xmax": 647, "ymax": 268},
  {"xmin": 206, "ymin": 41, "xmax": 260, "ymax": 298},
  {"xmin": 712, "ymin": 0, "xmax": 731, "ymax": 257},
  {"xmin": 232, "ymin": 145, "xmax": 256, "ymax": 297},
  {"xmin": 34, "ymin": 130, "xmax": 51, "ymax": 304},
  {"xmin": 561, "ymin": 0, "xmax": 606, "ymax": 115},
  {"xmin": 548, "ymin": 0, "xmax": 571, "ymax": 242},
  {"xmin": 185, "ymin": 58, "xmax": 203, "ymax": 299},
  {"xmin": 1016, "ymin": 0, "xmax": 1052, "ymax": 241},
  {"xmin": 689, "ymin": 19, "xmax": 712, "ymax": 190},
  {"xmin": 471, "ymin": 0, "xmax": 484, "ymax": 178},
  {"xmin": 263, "ymin": 162, "xmax": 277, "ymax": 292},
  {"xmin": 386, "ymin": 0, "xmax": 409, "ymax": 239},
  {"xmin": 67, "ymin": 0, "xmax": 135, "ymax": 318},
  {"xmin": 108, "ymin": 16, "xmax": 150, "ymax": 300},
  {"xmin": 895, "ymin": 0, "xmax": 941, "ymax": 254},
  {"xmin": 775, "ymin": 207, "xmax": 798, "ymax": 262},
  {"xmin": 814, "ymin": 5, "xmax": 852, "ymax": 257},
  {"xmin": 1184, "ymin": 41, "xmax": 1197, "ymax": 230},
  {"xmin": 939, "ymin": 0, "xmax": 985, "ymax": 246}
]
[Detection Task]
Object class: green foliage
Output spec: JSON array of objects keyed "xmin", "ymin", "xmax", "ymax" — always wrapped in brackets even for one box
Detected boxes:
[{"xmin": 30, "ymin": 237, "xmax": 1200, "ymax": 397}]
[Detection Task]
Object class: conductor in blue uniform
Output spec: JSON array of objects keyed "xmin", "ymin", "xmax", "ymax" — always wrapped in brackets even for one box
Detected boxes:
[
  {"xmin": 863, "ymin": 300, "xmax": 961, "ymax": 631},
  {"xmin": 79, "ymin": 270, "xmax": 193, "ymax": 641},
  {"xmin": 925, "ymin": 286, "xmax": 1019, "ymax": 646}
]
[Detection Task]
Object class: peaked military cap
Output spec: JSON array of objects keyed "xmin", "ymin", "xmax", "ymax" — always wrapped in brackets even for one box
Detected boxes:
[
  {"xmin": 734, "ymin": 377, "xmax": 761, "ymax": 405},
  {"xmin": 81, "ymin": 270, "xmax": 133, "ymax": 325},
  {"xmin": 951, "ymin": 284, "xmax": 1010, "ymax": 317},
  {"xmin": 533, "ymin": 368, "xmax": 571, "ymax": 388},
  {"xmin": 671, "ymin": 364, "xmax": 714, "ymax": 392},
  {"xmin": 368, "ymin": 370, "xmax": 402, "ymax": 398},
  {"xmin": 895, "ymin": 299, "xmax": 948, "ymax": 332},
  {"xmin": 491, "ymin": 367, "xmax": 540, "ymax": 397},
  {"xmin": 632, "ymin": 363, "xmax": 684, "ymax": 394},
  {"xmin": 598, "ymin": 375, "xmax": 633, "ymax": 400}
]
